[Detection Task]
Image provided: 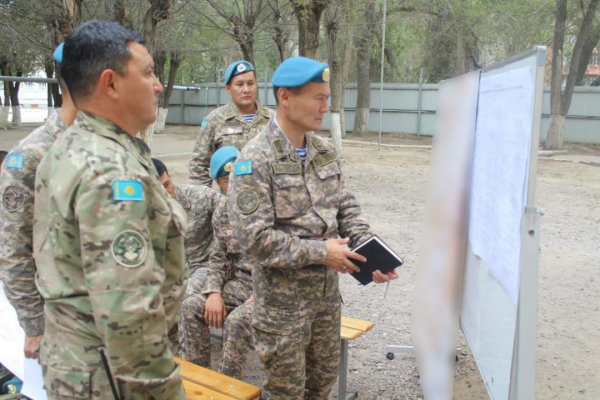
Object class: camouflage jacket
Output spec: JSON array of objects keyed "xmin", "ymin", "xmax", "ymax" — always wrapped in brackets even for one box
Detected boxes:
[
  {"xmin": 228, "ymin": 117, "xmax": 372, "ymax": 333},
  {"xmin": 34, "ymin": 112, "xmax": 187, "ymax": 399},
  {"xmin": 174, "ymin": 183, "xmax": 221, "ymax": 274},
  {"xmin": 188, "ymin": 101, "xmax": 274, "ymax": 186},
  {"xmin": 0, "ymin": 110, "xmax": 67, "ymax": 337},
  {"xmin": 202, "ymin": 196, "xmax": 253, "ymax": 295}
]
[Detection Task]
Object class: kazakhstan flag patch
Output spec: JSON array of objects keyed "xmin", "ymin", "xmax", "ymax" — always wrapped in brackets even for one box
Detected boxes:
[
  {"xmin": 235, "ymin": 161, "xmax": 253, "ymax": 176},
  {"xmin": 113, "ymin": 180, "xmax": 144, "ymax": 201},
  {"xmin": 6, "ymin": 154, "xmax": 25, "ymax": 169}
]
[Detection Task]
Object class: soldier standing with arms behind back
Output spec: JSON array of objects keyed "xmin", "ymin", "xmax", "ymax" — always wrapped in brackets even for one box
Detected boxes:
[
  {"xmin": 0, "ymin": 43, "xmax": 77, "ymax": 361},
  {"xmin": 228, "ymin": 56, "xmax": 398, "ymax": 400},
  {"xmin": 188, "ymin": 60, "xmax": 274, "ymax": 186},
  {"xmin": 33, "ymin": 21, "xmax": 187, "ymax": 399}
]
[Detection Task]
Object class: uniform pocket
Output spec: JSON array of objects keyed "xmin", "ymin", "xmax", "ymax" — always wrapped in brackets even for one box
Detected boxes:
[
  {"xmin": 43, "ymin": 365, "xmax": 91, "ymax": 398},
  {"xmin": 271, "ymin": 174, "xmax": 310, "ymax": 219}
]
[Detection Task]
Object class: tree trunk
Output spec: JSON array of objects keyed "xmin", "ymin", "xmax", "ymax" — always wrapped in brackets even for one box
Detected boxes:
[
  {"xmin": 156, "ymin": 53, "xmax": 183, "ymax": 134},
  {"xmin": 546, "ymin": 0, "xmax": 600, "ymax": 149},
  {"xmin": 9, "ymin": 80, "xmax": 21, "ymax": 127},
  {"xmin": 45, "ymin": 59, "xmax": 54, "ymax": 117},
  {"xmin": 339, "ymin": 21, "xmax": 354, "ymax": 138},
  {"xmin": 353, "ymin": 1, "xmax": 376, "ymax": 136},
  {"xmin": 291, "ymin": 0, "xmax": 331, "ymax": 59},
  {"xmin": 0, "ymin": 90, "xmax": 5, "ymax": 130},
  {"xmin": 105, "ymin": 0, "xmax": 132, "ymax": 27},
  {"xmin": 325, "ymin": 6, "xmax": 343, "ymax": 156},
  {"xmin": 575, "ymin": 22, "xmax": 600, "ymax": 85},
  {"xmin": 1, "ymin": 61, "xmax": 9, "ymax": 129}
]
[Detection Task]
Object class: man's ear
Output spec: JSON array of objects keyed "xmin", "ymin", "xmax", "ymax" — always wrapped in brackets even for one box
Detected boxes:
[
  {"xmin": 278, "ymin": 87, "xmax": 290, "ymax": 107},
  {"xmin": 98, "ymin": 69, "xmax": 119, "ymax": 101}
]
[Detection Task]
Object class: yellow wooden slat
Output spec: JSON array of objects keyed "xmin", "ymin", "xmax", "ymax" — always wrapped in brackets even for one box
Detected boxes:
[
  {"xmin": 175, "ymin": 357, "xmax": 261, "ymax": 400},
  {"xmin": 341, "ymin": 316, "xmax": 374, "ymax": 332},
  {"xmin": 183, "ymin": 379, "xmax": 237, "ymax": 400},
  {"xmin": 340, "ymin": 326, "xmax": 363, "ymax": 340}
]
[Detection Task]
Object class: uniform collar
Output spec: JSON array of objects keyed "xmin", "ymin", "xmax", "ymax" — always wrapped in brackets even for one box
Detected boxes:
[
  {"xmin": 45, "ymin": 109, "xmax": 69, "ymax": 138},
  {"xmin": 269, "ymin": 116, "xmax": 328, "ymax": 165},
  {"xmin": 224, "ymin": 100, "xmax": 271, "ymax": 122},
  {"xmin": 75, "ymin": 111, "xmax": 155, "ymax": 174}
]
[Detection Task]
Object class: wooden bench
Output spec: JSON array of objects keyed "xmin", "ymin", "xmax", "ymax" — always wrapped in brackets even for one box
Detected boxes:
[
  {"xmin": 186, "ymin": 315, "xmax": 373, "ymax": 400},
  {"xmin": 338, "ymin": 316, "xmax": 374, "ymax": 400},
  {"xmin": 175, "ymin": 357, "xmax": 261, "ymax": 400}
]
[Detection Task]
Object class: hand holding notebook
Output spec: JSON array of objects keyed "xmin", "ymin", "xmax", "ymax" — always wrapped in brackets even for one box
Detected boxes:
[{"xmin": 349, "ymin": 235, "xmax": 404, "ymax": 285}]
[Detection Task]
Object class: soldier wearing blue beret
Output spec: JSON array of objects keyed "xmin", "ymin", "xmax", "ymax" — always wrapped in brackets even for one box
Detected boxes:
[
  {"xmin": 189, "ymin": 60, "xmax": 274, "ymax": 186},
  {"xmin": 229, "ymin": 56, "xmax": 398, "ymax": 399}
]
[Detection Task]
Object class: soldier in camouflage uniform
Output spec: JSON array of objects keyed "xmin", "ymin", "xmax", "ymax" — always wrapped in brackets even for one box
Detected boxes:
[
  {"xmin": 153, "ymin": 157, "xmax": 221, "ymax": 356},
  {"xmin": 0, "ymin": 43, "xmax": 77, "ymax": 361},
  {"xmin": 179, "ymin": 146, "xmax": 255, "ymax": 376},
  {"xmin": 153, "ymin": 158, "xmax": 220, "ymax": 274},
  {"xmin": 228, "ymin": 57, "xmax": 398, "ymax": 399},
  {"xmin": 33, "ymin": 21, "xmax": 187, "ymax": 399},
  {"xmin": 188, "ymin": 60, "xmax": 275, "ymax": 186}
]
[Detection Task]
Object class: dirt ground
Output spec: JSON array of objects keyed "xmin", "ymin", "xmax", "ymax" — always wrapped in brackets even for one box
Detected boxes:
[{"xmin": 1, "ymin": 123, "xmax": 599, "ymax": 399}]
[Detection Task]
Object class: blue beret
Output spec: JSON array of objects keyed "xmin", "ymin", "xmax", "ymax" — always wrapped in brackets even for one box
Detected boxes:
[
  {"xmin": 271, "ymin": 57, "xmax": 329, "ymax": 88},
  {"xmin": 210, "ymin": 146, "xmax": 240, "ymax": 180},
  {"xmin": 53, "ymin": 43, "xmax": 64, "ymax": 63},
  {"xmin": 224, "ymin": 61, "xmax": 255, "ymax": 85}
]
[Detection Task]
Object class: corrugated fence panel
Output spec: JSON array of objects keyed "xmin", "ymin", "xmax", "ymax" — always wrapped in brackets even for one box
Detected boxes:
[{"xmin": 166, "ymin": 83, "xmax": 600, "ymax": 144}]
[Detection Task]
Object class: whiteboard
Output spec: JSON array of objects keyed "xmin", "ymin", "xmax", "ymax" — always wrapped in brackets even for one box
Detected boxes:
[{"xmin": 460, "ymin": 47, "xmax": 545, "ymax": 400}]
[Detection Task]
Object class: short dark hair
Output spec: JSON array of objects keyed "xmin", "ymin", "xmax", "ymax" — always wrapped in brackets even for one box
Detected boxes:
[
  {"xmin": 273, "ymin": 86, "xmax": 302, "ymax": 105},
  {"xmin": 0, "ymin": 151, "xmax": 8, "ymax": 165},
  {"xmin": 152, "ymin": 158, "xmax": 168, "ymax": 177},
  {"xmin": 60, "ymin": 20, "xmax": 146, "ymax": 103}
]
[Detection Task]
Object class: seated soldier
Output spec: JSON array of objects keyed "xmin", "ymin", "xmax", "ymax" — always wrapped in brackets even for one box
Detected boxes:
[
  {"xmin": 178, "ymin": 146, "xmax": 254, "ymax": 378},
  {"xmin": 152, "ymin": 157, "xmax": 221, "ymax": 355}
]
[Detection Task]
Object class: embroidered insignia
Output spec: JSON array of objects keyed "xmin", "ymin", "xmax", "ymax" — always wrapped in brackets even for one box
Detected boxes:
[
  {"xmin": 224, "ymin": 162, "xmax": 233, "ymax": 172},
  {"xmin": 272, "ymin": 139, "xmax": 286, "ymax": 157},
  {"xmin": 237, "ymin": 63, "xmax": 247, "ymax": 72},
  {"xmin": 235, "ymin": 161, "xmax": 253, "ymax": 176},
  {"xmin": 6, "ymin": 154, "xmax": 25, "ymax": 169},
  {"xmin": 322, "ymin": 68, "xmax": 330, "ymax": 82},
  {"xmin": 313, "ymin": 151, "xmax": 338, "ymax": 168},
  {"xmin": 272, "ymin": 162, "xmax": 302, "ymax": 175},
  {"xmin": 312, "ymin": 137, "xmax": 328, "ymax": 152},
  {"xmin": 113, "ymin": 180, "xmax": 144, "ymax": 201},
  {"xmin": 111, "ymin": 230, "xmax": 147, "ymax": 268},
  {"xmin": 3, "ymin": 186, "xmax": 25, "ymax": 212},
  {"xmin": 201, "ymin": 119, "xmax": 209, "ymax": 128},
  {"xmin": 236, "ymin": 190, "xmax": 259, "ymax": 214}
]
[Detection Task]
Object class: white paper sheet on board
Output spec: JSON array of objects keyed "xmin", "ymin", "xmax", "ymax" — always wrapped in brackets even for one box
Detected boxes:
[
  {"xmin": 468, "ymin": 66, "xmax": 535, "ymax": 304},
  {"xmin": 0, "ymin": 283, "xmax": 47, "ymax": 399}
]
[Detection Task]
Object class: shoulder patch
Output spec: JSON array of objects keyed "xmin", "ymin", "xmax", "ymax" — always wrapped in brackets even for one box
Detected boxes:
[
  {"xmin": 3, "ymin": 186, "xmax": 26, "ymax": 212},
  {"xmin": 235, "ymin": 161, "xmax": 253, "ymax": 176},
  {"xmin": 201, "ymin": 119, "xmax": 209, "ymax": 128},
  {"xmin": 111, "ymin": 230, "xmax": 147, "ymax": 268},
  {"xmin": 113, "ymin": 180, "xmax": 144, "ymax": 202},
  {"xmin": 5, "ymin": 154, "xmax": 25, "ymax": 169},
  {"xmin": 236, "ymin": 190, "xmax": 259, "ymax": 214}
]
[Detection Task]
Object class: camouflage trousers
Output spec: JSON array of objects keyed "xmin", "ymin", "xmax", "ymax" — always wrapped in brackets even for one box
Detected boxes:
[
  {"xmin": 220, "ymin": 301, "xmax": 253, "ymax": 379},
  {"xmin": 178, "ymin": 268, "xmax": 252, "ymax": 370},
  {"xmin": 253, "ymin": 300, "xmax": 341, "ymax": 400}
]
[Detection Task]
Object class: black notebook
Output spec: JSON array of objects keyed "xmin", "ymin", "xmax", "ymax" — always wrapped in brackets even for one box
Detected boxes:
[{"xmin": 349, "ymin": 235, "xmax": 404, "ymax": 285}]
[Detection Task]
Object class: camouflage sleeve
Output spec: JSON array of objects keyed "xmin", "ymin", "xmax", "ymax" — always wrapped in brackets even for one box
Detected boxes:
[
  {"xmin": 75, "ymin": 173, "xmax": 185, "ymax": 399},
  {"xmin": 337, "ymin": 175, "xmax": 373, "ymax": 249},
  {"xmin": 202, "ymin": 199, "xmax": 228, "ymax": 294},
  {"xmin": 188, "ymin": 119, "xmax": 214, "ymax": 186},
  {"xmin": 0, "ymin": 156, "xmax": 45, "ymax": 337},
  {"xmin": 229, "ymin": 159, "xmax": 328, "ymax": 269}
]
